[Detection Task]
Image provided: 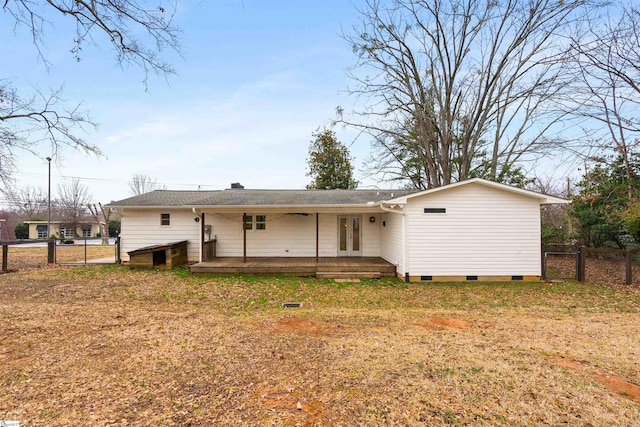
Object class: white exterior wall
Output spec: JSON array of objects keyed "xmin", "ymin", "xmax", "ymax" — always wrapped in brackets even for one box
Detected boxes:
[
  {"xmin": 362, "ymin": 214, "xmax": 380, "ymax": 257},
  {"xmin": 206, "ymin": 211, "xmax": 381, "ymax": 257},
  {"xmin": 380, "ymin": 213, "xmax": 404, "ymax": 273},
  {"xmin": 120, "ymin": 209, "xmax": 201, "ymax": 262},
  {"xmin": 27, "ymin": 222, "xmax": 101, "ymax": 239},
  {"xmin": 404, "ymin": 183, "xmax": 541, "ymax": 276}
]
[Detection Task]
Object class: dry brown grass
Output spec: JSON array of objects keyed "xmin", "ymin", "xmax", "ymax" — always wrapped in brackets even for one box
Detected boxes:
[{"xmin": 1, "ymin": 250, "xmax": 639, "ymax": 426}]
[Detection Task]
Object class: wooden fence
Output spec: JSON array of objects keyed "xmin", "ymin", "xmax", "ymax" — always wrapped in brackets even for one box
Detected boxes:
[{"xmin": 577, "ymin": 246, "xmax": 640, "ymax": 285}]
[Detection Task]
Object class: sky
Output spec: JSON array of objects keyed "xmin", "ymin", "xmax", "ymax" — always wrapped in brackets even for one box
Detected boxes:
[{"xmin": 1, "ymin": 0, "xmax": 382, "ymax": 206}]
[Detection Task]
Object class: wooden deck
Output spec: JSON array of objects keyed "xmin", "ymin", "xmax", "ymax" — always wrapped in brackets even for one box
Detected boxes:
[{"xmin": 189, "ymin": 257, "xmax": 398, "ymax": 278}]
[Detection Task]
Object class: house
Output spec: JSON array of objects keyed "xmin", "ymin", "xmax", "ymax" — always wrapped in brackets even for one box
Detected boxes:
[
  {"xmin": 106, "ymin": 178, "xmax": 567, "ymax": 280},
  {"xmin": 24, "ymin": 220, "xmax": 101, "ymax": 240}
]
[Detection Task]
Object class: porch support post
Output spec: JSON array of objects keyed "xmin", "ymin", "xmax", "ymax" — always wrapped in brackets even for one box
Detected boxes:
[
  {"xmin": 243, "ymin": 212, "xmax": 247, "ymax": 263},
  {"xmin": 315, "ymin": 213, "xmax": 319, "ymax": 261},
  {"xmin": 2, "ymin": 244, "xmax": 8, "ymax": 273},
  {"xmin": 200, "ymin": 212, "xmax": 205, "ymax": 262}
]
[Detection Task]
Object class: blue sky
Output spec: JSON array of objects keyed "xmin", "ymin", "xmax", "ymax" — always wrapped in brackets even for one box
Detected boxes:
[{"xmin": 2, "ymin": 0, "xmax": 379, "ymax": 205}]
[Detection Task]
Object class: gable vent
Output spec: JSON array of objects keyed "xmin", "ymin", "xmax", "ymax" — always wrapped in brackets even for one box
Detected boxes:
[{"xmin": 424, "ymin": 208, "xmax": 446, "ymax": 213}]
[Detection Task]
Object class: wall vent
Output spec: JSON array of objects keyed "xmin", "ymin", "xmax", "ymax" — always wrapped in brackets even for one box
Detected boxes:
[
  {"xmin": 424, "ymin": 208, "xmax": 446, "ymax": 214},
  {"xmin": 420, "ymin": 276, "xmax": 432, "ymax": 281},
  {"xmin": 282, "ymin": 302, "xmax": 302, "ymax": 308},
  {"xmin": 512, "ymin": 275, "xmax": 524, "ymax": 281},
  {"xmin": 466, "ymin": 275, "xmax": 478, "ymax": 281}
]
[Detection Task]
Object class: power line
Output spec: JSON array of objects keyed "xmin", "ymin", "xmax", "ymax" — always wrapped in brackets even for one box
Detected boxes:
[{"xmin": 12, "ymin": 171, "xmax": 226, "ymax": 190}]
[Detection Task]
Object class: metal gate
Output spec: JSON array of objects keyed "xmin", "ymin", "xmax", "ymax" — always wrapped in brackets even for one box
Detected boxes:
[{"xmin": 542, "ymin": 243, "xmax": 579, "ymax": 280}]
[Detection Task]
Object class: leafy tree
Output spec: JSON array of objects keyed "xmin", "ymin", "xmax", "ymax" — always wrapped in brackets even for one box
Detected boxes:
[
  {"xmin": 532, "ymin": 177, "xmax": 573, "ymax": 244},
  {"xmin": 109, "ymin": 219, "xmax": 121, "ymax": 237},
  {"xmin": 1, "ymin": 1, "xmax": 180, "ymax": 184},
  {"xmin": 571, "ymin": 155, "xmax": 640, "ymax": 247},
  {"xmin": 306, "ymin": 129, "xmax": 358, "ymax": 190},
  {"xmin": 14, "ymin": 223, "xmax": 29, "ymax": 239}
]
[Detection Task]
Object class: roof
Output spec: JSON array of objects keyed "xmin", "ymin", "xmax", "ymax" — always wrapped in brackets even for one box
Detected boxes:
[
  {"xmin": 106, "ymin": 189, "xmax": 416, "ymax": 208},
  {"xmin": 106, "ymin": 190, "xmax": 212, "ymax": 207},
  {"xmin": 23, "ymin": 220, "xmax": 97, "ymax": 224},
  {"xmin": 384, "ymin": 178, "xmax": 568, "ymax": 205},
  {"xmin": 106, "ymin": 179, "xmax": 568, "ymax": 209},
  {"xmin": 127, "ymin": 240, "xmax": 188, "ymax": 256}
]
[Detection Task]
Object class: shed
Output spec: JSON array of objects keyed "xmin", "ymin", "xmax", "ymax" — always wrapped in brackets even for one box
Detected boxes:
[{"xmin": 127, "ymin": 240, "xmax": 189, "ymax": 269}]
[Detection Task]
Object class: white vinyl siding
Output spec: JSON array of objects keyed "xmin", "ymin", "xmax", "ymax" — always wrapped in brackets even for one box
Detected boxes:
[
  {"xmin": 362, "ymin": 214, "xmax": 380, "ymax": 256},
  {"xmin": 120, "ymin": 209, "xmax": 200, "ymax": 262},
  {"xmin": 210, "ymin": 212, "xmax": 318, "ymax": 257},
  {"xmin": 205, "ymin": 212, "xmax": 379, "ymax": 257},
  {"xmin": 380, "ymin": 213, "xmax": 404, "ymax": 273},
  {"xmin": 404, "ymin": 183, "xmax": 541, "ymax": 276},
  {"xmin": 208, "ymin": 212, "xmax": 332, "ymax": 257}
]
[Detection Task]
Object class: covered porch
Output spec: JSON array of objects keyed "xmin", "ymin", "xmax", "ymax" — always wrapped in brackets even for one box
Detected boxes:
[{"xmin": 189, "ymin": 256, "xmax": 397, "ymax": 278}]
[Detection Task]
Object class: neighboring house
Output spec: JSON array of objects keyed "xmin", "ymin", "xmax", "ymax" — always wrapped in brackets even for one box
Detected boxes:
[
  {"xmin": 24, "ymin": 220, "xmax": 101, "ymax": 240},
  {"xmin": 106, "ymin": 178, "xmax": 567, "ymax": 280}
]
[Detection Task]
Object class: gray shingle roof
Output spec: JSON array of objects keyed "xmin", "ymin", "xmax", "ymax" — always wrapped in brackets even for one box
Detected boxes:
[
  {"xmin": 106, "ymin": 189, "xmax": 416, "ymax": 208},
  {"xmin": 105, "ymin": 191, "xmax": 212, "ymax": 207}
]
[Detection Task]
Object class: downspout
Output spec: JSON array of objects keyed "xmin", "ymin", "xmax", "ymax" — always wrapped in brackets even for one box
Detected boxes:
[{"xmin": 379, "ymin": 203, "xmax": 407, "ymax": 281}]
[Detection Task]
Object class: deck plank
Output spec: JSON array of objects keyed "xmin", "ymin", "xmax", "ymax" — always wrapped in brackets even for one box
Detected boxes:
[{"xmin": 189, "ymin": 257, "xmax": 397, "ymax": 277}]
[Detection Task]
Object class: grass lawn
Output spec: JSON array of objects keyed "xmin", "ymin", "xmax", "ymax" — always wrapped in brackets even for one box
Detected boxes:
[{"xmin": 1, "ymin": 260, "xmax": 640, "ymax": 425}]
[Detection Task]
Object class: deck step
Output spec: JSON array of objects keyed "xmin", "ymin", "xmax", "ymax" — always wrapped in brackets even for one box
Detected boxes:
[{"xmin": 317, "ymin": 271, "xmax": 382, "ymax": 279}]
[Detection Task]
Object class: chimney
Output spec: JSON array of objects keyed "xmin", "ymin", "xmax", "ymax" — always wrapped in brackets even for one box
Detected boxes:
[{"xmin": 230, "ymin": 182, "xmax": 244, "ymax": 189}]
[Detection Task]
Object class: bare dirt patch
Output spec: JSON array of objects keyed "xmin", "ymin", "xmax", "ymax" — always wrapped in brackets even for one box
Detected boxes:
[
  {"xmin": 548, "ymin": 356, "xmax": 640, "ymax": 404},
  {"xmin": 415, "ymin": 317, "xmax": 472, "ymax": 330},
  {"xmin": 426, "ymin": 317, "xmax": 471, "ymax": 329},
  {"xmin": 255, "ymin": 385, "xmax": 324, "ymax": 427}
]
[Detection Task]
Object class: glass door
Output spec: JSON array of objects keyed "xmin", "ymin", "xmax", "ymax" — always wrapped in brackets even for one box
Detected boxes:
[{"xmin": 337, "ymin": 215, "xmax": 363, "ymax": 256}]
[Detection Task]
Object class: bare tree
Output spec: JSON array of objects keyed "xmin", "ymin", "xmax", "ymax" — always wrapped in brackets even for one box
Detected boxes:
[
  {"xmin": 341, "ymin": 0, "xmax": 598, "ymax": 189},
  {"xmin": 1, "ymin": 0, "xmax": 181, "ymax": 183},
  {"xmin": 129, "ymin": 173, "xmax": 165, "ymax": 195},
  {"xmin": 56, "ymin": 179, "xmax": 91, "ymax": 238},
  {"xmin": 6, "ymin": 185, "xmax": 47, "ymax": 219},
  {"xmin": 566, "ymin": 5, "xmax": 640, "ymax": 200},
  {"xmin": 88, "ymin": 202, "xmax": 115, "ymax": 244}
]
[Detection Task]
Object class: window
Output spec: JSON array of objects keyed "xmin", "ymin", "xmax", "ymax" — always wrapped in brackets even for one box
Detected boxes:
[
  {"xmin": 161, "ymin": 213, "xmax": 170, "ymax": 226},
  {"xmin": 243, "ymin": 214, "xmax": 266, "ymax": 231},
  {"xmin": 81, "ymin": 226, "xmax": 92, "ymax": 237},
  {"xmin": 37, "ymin": 225, "xmax": 48, "ymax": 239},
  {"xmin": 60, "ymin": 227, "xmax": 74, "ymax": 238}
]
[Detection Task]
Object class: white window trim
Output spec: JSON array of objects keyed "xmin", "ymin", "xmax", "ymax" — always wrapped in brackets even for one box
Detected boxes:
[
  {"xmin": 243, "ymin": 214, "xmax": 267, "ymax": 231},
  {"xmin": 160, "ymin": 213, "xmax": 171, "ymax": 227}
]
